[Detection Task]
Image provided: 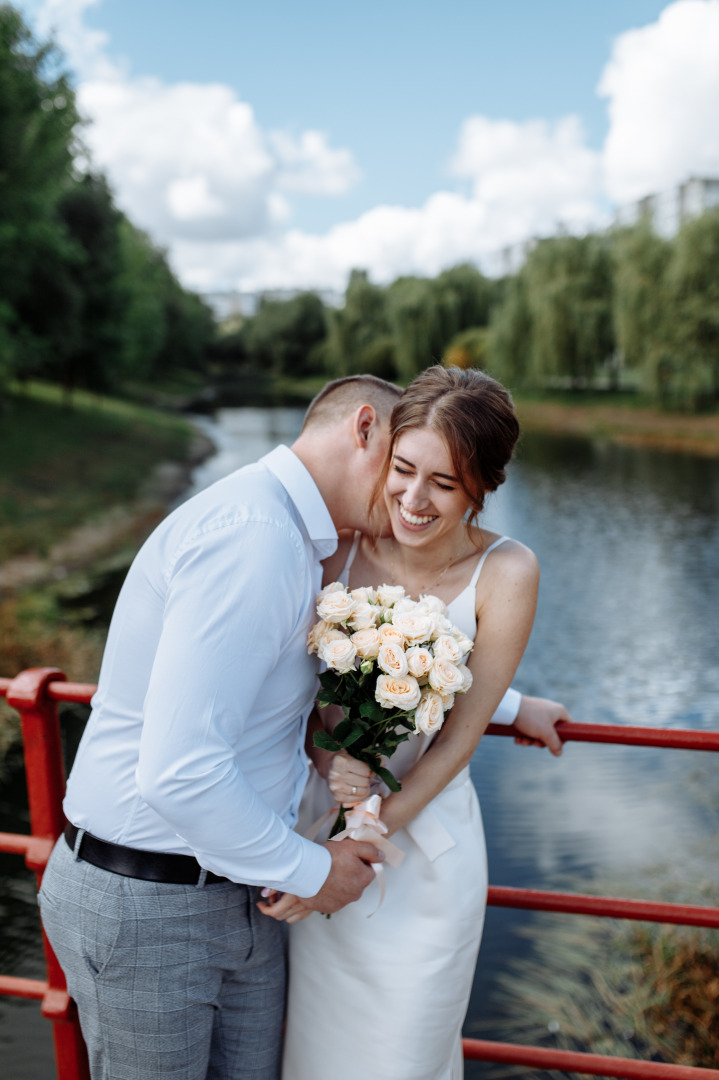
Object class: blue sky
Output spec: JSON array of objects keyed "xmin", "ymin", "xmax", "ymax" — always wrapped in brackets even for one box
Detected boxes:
[{"xmin": 17, "ymin": 1, "xmax": 719, "ymax": 293}]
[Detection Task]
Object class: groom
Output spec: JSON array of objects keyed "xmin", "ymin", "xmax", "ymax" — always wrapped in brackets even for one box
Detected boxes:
[{"xmin": 39, "ymin": 374, "xmax": 404, "ymax": 1080}]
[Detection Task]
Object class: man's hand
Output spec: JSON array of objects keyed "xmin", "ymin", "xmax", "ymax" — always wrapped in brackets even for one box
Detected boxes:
[
  {"xmin": 513, "ymin": 695, "xmax": 569, "ymax": 757},
  {"xmin": 305, "ymin": 837, "xmax": 383, "ymax": 914}
]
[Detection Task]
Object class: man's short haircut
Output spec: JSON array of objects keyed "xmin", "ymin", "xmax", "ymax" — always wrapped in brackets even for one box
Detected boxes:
[{"xmin": 301, "ymin": 374, "xmax": 401, "ymax": 432}]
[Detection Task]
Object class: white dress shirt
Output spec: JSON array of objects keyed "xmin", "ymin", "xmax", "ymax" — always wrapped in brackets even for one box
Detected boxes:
[{"xmin": 64, "ymin": 445, "xmax": 336, "ymax": 898}]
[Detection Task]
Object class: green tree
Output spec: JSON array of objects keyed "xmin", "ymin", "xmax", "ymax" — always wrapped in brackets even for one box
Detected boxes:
[
  {"xmin": 486, "ymin": 272, "xmax": 533, "ymax": 387},
  {"xmin": 522, "ymin": 234, "xmax": 614, "ymax": 388},
  {"xmin": 324, "ymin": 270, "xmax": 395, "ymax": 378},
  {"xmin": 241, "ymin": 291, "xmax": 328, "ymax": 377},
  {"xmin": 662, "ymin": 209, "xmax": 719, "ymax": 410},
  {"xmin": 612, "ymin": 222, "xmax": 672, "ymax": 394},
  {"xmin": 0, "ymin": 4, "xmax": 81, "ymax": 384}
]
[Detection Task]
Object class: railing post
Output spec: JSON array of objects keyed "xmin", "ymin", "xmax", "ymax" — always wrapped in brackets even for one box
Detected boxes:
[{"xmin": 6, "ymin": 667, "xmax": 90, "ymax": 1080}]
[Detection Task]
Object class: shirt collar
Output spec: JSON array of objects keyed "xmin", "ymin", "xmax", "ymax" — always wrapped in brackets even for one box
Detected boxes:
[{"xmin": 261, "ymin": 445, "xmax": 338, "ymax": 560}]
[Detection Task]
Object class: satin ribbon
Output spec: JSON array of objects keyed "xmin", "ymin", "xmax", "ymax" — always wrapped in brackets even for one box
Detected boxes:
[{"xmin": 306, "ymin": 794, "xmax": 405, "ymax": 916}]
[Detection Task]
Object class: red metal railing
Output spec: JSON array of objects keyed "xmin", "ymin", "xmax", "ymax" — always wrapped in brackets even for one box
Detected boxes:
[{"xmin": 1, "ymin": 669, "xmax": 718, "ymax": 1080}]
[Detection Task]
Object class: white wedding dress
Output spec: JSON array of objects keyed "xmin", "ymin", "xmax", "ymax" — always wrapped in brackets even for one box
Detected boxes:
[{"xmin": 282, "ymin": 537, "xmax": 510, "ymax": 1080}]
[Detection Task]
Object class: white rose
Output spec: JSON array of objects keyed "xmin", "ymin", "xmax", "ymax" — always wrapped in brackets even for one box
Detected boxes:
[
  {"xmin": 379, "ymin": 623, "xmax": 406, "ymax": 647},
  {"xmin": 376, "ymin": 584, "xmax": 406, "ymax": 607},
  {"xmin": 439, "ymin": 690, "xmax": 455, "ymax": 710},
  {"xmin": 432, "ymin": 634, "xmax": 463, "ymax": 664},
  {"xmin": 450, "ymin": 624, "xmax": 475, "ymax": 655},
  {"xmin": 377, "ymin": 641, "xmax": 409, "ymax": 677},
  {"xmin": 375, "ymin": 674, "xmax": 422, "ymax": 711},
  {"xmin": 391, "ymin": 596, "xmax": 419, "ymax": 616},
  {"xmin": 405, "ymin": 646, "xmax": 434, "ymax": 681},
  {"xmin": 429, "ymin": 614, "xmax": 454, "ymax": 639},
  {"xmin": 316, "ymin": 589, "xmax": 356, "ymax": 623},
  {"xmin": 428, "ymin": 658, "xmax": 466, "ymax": 695},
  {"xmin": 317, "ymin": 581, "xmax": 345, "ymax": 600},
  {"xmin": 456, "ymin": 663, "xmax": 473, "ymax": 692},
  {"xmin": 414, "ymin": 691, "xmax": 446, "ymax": 735},
  {"xmin": 351, "ymin": 586, "xmax": 377, "ymax": 604},
  {"xmin": 348, "ymin": 601, "xmax": 379, "ymax": 631},
  {"xmin": 319, "ymin": 636, "xmax": 358, "ymax": 674},
  {"xmin": 351, "ymin": 627, "xmax": 381, "ymax": 659},
  {"xmin": 391, "ymin": 609, "xmax": 436, "ymax": 647},
  {"xmin": 417, "ymin": 594, "xmax": 448, "ymax": 616},
  {"xmin": 307, "ymin": 619, "xmax": 336, "ymax": 654}
]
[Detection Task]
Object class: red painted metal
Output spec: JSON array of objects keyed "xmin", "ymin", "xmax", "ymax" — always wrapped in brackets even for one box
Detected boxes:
[
  {"xmin": 462, "ymin": 1039, "xmax": 719, "ymax": 1079},
  {"xmin": 2, "ymin": 669, "xmax": 719, "ymax": 1080},
  {"xmin": 488, "ymin": 885, "xmax": 719, "ymax": 928},
  {"xmin": 487, "ymin": 719, "xmax": 719, "ymax": 751},
  {"xmin": 1, "ymin": 668, "xmax": 91, "ymax": 1080}
]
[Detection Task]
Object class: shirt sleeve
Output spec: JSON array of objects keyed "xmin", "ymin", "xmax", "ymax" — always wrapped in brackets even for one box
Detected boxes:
[
  {"xmin": 136, "ymin": 516, "xmax": 331, "ymax": 897},
  {"xmin": 490, "ymin": 687, "xmax": 522, "ymax": 725}
]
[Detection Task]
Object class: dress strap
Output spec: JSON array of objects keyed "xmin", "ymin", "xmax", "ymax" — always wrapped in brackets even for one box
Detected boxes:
[
  {"xmin": 339, "ymin": 531, "xmax": 362, "ymax": 586},
  {"xmin": 468, "ymin": 535, "xmax": 510, "ymax": 589}
]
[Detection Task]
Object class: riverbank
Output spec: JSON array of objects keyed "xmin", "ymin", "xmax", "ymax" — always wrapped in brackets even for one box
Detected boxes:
[{"xmin": 515, "ymin": 395, "xmax": 719, "ymax": 457}]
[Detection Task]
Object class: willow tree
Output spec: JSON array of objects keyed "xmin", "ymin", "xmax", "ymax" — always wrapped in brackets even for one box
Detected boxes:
[
  {"xmin": 611, "ymin": 222, "xmax": 672, "ymax": 396},
  {"xmin": 521, "ymin": 234, "xmax": 615, "ymax": 389},
  {"xmin": 662, "ymin": 209, "xmax": 719, "ymax": 410}
]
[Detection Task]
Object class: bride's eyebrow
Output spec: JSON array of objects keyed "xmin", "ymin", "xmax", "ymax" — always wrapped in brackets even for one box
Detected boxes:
[{"xmin": 394, "ymin": 454, "xmax": 459, "ymax": 484}]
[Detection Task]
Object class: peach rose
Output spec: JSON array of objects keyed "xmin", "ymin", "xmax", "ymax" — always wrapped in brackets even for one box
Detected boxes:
[
  {"xmin": 377, "ymin": 641, "xmax": 409, "ymax": 678},
  {"xmin": 405, "ymin": 646, "xmax": 434, "ymax": 681},
  {"xmin": 348, "ymin": 601, "xmax": 379, "ymax": 631},
  {"xmin": 456, "ymin": 663, "xmax": 473, "ymax": 692},
  {"xmin": 391, "ymin": 609, "xmax": 436, "ymax": 646},
  {"xmin": 379, "ymin": 623, "xmax": 406, "ymax": 647},
  {"xmin": 417, "ymin": 594, "xmax": 448, "ymax": 616},
  {"xmin": 351, "ymin": 586, "xmax": 377, "ymax": 604},
  {"xmin": 376, "ymin": 584, "xmax": 406, "ymax": 607},
  {"xmin": 428, "ymin": 658, "xmax": 466, "ymax": 695},
  {"xmin": 432, "ymin": 634, "xmax": 463, "ymax": 664},
  {"xmin": 351, "ymin": 627, "xmax": 381, "ymax": 660},
  {"xmin": 414, "ymin": 691, "xmax": 446, "ymax": 735},
  {"xmin": 375, "ymin": 674, "xmax": 422, "ymax": 711},
  {"xmin": 319, "ymin": 635, "xmax": 358, "ymax": 674},
  {"xmin": 317, "ymin": 589, "xmax": 356, "ymax": 623},
  {"xmin": 307, "ymin": 619, "xmax": 337, "ymax": 654}
]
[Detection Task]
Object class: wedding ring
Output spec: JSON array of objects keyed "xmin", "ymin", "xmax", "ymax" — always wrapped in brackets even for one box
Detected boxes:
[{"xmin": 352, "ymin": 786, "xmax": 358, "ymax": 795}]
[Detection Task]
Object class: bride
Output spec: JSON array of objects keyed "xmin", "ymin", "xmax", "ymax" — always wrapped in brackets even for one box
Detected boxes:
[{"xmin": 263, "ymin": 366, "xmax": 565, "ymax": 1080}]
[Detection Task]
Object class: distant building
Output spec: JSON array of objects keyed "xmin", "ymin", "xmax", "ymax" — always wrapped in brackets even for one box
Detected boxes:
[
  {"xmin": 202, "ymin": 287, "xmax": 344, "ymax": 322},
  {"xmin": 614, "ymin": 176, "xmax": 719, "ymax": 236}
]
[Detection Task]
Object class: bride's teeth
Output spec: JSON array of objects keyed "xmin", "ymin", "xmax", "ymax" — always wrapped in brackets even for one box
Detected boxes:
[{"xmin": 400, "ymin": 506, "xmax": 437, "ymax": 526}]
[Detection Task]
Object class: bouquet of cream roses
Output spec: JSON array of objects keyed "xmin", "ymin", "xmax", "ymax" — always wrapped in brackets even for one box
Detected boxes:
[{"xmin": 308, "ymin": 581, "xmax": 475, "ymax": 807}]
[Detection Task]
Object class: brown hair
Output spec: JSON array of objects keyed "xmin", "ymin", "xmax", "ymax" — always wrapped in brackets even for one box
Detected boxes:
[
  {"xmin": 301, "ymin": 374, "xmax": 401, "ymax": 432},
  {"xmin": 374, "ymin": 366, "xmax": 520, "ymax": 526}
]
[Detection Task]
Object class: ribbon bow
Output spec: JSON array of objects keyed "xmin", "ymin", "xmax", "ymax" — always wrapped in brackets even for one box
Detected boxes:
[{"xmin": 329, "ymin": 794, "xmax": 405, "ymax": 915}]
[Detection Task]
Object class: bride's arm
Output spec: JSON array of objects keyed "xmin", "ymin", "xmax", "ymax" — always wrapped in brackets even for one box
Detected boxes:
[{"xmin": 379, "ymin": 541, "xmax": 539, "ymax": 837}]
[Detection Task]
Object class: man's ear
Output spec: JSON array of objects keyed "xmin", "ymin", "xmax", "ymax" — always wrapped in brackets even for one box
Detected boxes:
[{"xmin": 351, "ymin": 404, "xmax": 376, "ymax": 448}]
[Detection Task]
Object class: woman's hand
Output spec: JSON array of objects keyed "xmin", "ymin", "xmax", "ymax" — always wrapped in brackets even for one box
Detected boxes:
[
  {"xmin": 513, "ymin": 695, "xmax": 568, "ymax": 756},
  {"xmin": 328, "ymin": 749, "xmax": 372, "ymax": 807},
  {"xmin": 257, "ymin": 890, "xmax": 313, "ymax": 923}
]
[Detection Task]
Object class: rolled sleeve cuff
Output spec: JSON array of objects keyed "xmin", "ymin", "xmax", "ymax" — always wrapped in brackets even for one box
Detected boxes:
[
  {"xmin": 285, "ymin": 838, "xmax": 332, "ymax": 898},
  {"xmin": 492, "ymin": 687, "xmax": 521, "ymax": 725}
]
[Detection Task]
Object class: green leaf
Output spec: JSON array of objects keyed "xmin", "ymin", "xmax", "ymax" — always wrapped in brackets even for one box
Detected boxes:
[
  {"xmin": 313, "ymin": 731, "xmax": 342, "ymax": 752},
  {"xmin": 374, "ymin": 765, "xmax": 402, "ymax": 792},
  {"xmin": 340, "ymin": 727, "xmax": 365, "ymax": 749}
]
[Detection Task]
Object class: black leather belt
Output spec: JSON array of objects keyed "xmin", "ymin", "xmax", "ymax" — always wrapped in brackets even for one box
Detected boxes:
[{"xmin": 64, "ymin": 824, "xmax": 232, "ymax": 885}]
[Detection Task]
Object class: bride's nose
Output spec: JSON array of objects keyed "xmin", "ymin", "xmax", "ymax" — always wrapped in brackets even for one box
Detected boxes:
[{"xmin": 402, "ymin": 476, "xmax": 430, "ymax": 509}]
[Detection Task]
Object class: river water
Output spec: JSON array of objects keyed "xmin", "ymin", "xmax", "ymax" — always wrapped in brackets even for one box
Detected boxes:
[{"xmin": 2, "ymin": 407, "xmax": 718, "ymax": 1078}]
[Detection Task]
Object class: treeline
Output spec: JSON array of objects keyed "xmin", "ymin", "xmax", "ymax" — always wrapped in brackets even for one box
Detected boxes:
[
  {"xmin": 226, "ymin": 215, "xmax": 719, "ymax": 413},
  {"xmin": 0, "ymin": 6, "xmax": 214, "ymax": 399}
]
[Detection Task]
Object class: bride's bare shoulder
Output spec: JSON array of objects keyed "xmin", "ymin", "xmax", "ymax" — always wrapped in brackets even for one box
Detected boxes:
[{"xmin": 484, "ymin": 534, "xmax": 539, "ymax": 587}]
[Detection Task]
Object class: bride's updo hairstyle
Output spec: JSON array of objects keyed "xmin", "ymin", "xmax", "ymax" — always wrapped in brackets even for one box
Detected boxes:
[{"xmin": 377, "ymin": 365, "xmax": 520, "ymax": 527}]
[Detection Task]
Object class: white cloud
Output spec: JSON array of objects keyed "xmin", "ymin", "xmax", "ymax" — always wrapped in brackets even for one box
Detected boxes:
[{"xmin": 599, "ymin": 0, "xmax": 719, "ymax": 203}]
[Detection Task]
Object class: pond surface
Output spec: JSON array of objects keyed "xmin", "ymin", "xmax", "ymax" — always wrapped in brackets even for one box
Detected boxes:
[{"xmin": 2, "ymin": 408, "xmax": 718, "ymax": 1078}]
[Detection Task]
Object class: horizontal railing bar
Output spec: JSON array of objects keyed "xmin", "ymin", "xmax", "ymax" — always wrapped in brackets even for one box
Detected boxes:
[
  {"xmin": 3, "ymin": 677, "xmax": 719, "ymax": 751},
  {"xmin": 462, "ymin": 1038, "xmax": 719, "ymax": 1078},
  {"xmin": 488, "ymin": 720, "xmax": 719, "ymax": 751},
  {"xmin": 0, "ymin": 975, "xmax": 47, "ymax": 1001},
  {"xmin": 488, "ymin": 886, "xmax": 719, "ymax": 928}
]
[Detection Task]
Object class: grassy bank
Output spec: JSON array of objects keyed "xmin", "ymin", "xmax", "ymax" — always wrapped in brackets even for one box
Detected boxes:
[
  {"xmin": 514, "ymin": 392, "xmax": 719, "ymax": 457},
  {"xmin": 1, "ymin": 380, "xmax": 207, "ymax": 694}
]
